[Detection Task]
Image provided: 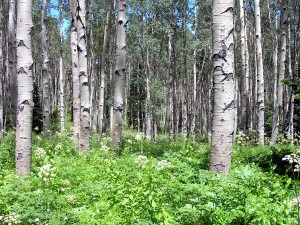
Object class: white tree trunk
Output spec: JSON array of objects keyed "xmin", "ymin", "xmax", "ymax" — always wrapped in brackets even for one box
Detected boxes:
[
  {"xmin": 98, "ymin": 10, "xmax": 109, "ymax": 141},
  {"xmin": 8, "ymin": 0, "xmax": 17, "ymax": 125},
  {"xmin": 59, "ymin": 0, "xmax": 65, "ymax": 133},
  {"xmin": 271, "ymin": 0, "xmax": 287, "ymax": 145},
  {"xmin": 168, "ymin": 32, "xmax": 174, "ymax": 140},
  {"xmin": 0, "ymin": 1, "xmax": 3, "ymax": 140},
  {"xmin": 182, "ymin": 5, "xmax": 188, "ymax": 140},
  {"xmin": 16, "ymin": 0, "xmax": 34, "ymax": 175},
  {"xmin": 111, "ymin": 0, "xmax": 127, "ymax": 150},
  {"xmin": 254, "ymin": 0, "xmax": 265, "ymax": 145},
  {"xmin": 70, "ymin": 0, "xmax": 80, "ymax": 146},
  {"xmin": 145, "ymin": 48, "xmax": 152, "ymax": 140},
  {"xmin": 77, "ymin": 0, "xmax": 90, "ymax": 150},
  {"xmin": 111, "ymin": 0, "xmax": 127, "ymax": 152},
  {"xmin": 239, "ymin": 0, "xmax": 250, "ymax": 133},
  {"xmin": 41, "ymin": 0, "xmax": 50, "ymax": 136},
  {"xmin": 210, "ymin": 0, "xmax": 235, "ymax": 174}
]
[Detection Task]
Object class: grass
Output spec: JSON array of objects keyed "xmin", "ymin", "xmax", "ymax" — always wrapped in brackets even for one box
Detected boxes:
[{"xmin": 0, "ymin": 129, "xmax": 299, "ymax": 224}]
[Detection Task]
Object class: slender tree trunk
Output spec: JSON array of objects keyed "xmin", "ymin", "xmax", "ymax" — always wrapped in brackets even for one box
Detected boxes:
[
  {"xmin": 77, "ymin": 0, "xmax": 90, "ymax": 150},
  {"xmin": 168, "ymin": 32, "xmax": 174, "ymax": 141},
  {"xmin": 145, "ymin": 48, "xmax": 152, "ymax": 140},
  {"xmin": 8, "ymin": 0, "xmax": 17, "ymax": 126},
  {"xmin": 70, "ymin": 0, "xmax": 80, "ymax": 146},
  {"xmin": 210, "ymin": 0, "xmax": 235, "ymax": 174},
  {"xmin": 111, "ymin": 0, "xmax": 127, "ymax": 152},
  {"xmin": 271, "ymin": 0, "xmax": 287, "ymax": 145},
  {"xmin": 16, "ymin": 0, "xmax": 34, "ymax": 175},
  {"xmin": 181, "ymin": 3, "xmax": 188, "ymax": 140},
  {"xmin": 254, "ymin": 0, "xmax": 265, "ymax": 145},
  {"xmin": 0, "ymin": 1, "xmax": 3, "ymax": 140},
  {"xmin": 41, "ymin": 0, "xmax": 50, "ymax": 136},
  {"xmin": 98, "ymin": 10, "xmax": 110, "ymax": 141},
  {"xmin": 59, "ymin": 0, "xmax": 65, "ymax": 133},
  {"xmin": 239, "ymin": 0, "xmax": 250, "ymax": 134}
]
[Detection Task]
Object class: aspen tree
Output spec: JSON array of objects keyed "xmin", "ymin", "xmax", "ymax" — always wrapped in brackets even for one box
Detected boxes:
[
  {"xmin": 210, "ymin": 0, "xmax": 235, "ymax": 174},
  {"xmin": 70, "ymin": 0, "xmax": 80, "ymax": 146},
  {"xmin": 59, "ymin": 0, "xmax": 65, "ymax": 133},
  {"xmin": 15, "ymin": 0, "xmax": 34, "ymax": 175},
  {"xmin": 271, "ymin": 0, "xmax": 287, "ymax": 145},
  {"xmin": 41, "ymin": 0, "xmax": 50, "ymax": 136},
  {"xmin": 111, "ymin": 0, "xmax": 127, "ymax": 152},
  {"xmin": 8, "ymin": 0, "xmax": 17, "ymax": 125},
  {"xmin": 77, "ymin": 0, "xmax": 90, "ymax": 150},
  {"xmin": 0, "ymin": 1, "xmax": 3, "ymax": 140},
  {"xmin": 254, "ymin": 0, "xmax": 265, "ymax": 145},
  {"xmin": 98, "ymin": 10, "xmax": 110, "ymax": 141}
]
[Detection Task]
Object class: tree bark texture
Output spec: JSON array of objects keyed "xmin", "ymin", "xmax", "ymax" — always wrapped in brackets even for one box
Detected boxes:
[
  {"xmin": 111, "ymin": 0, "xmax": 127, "ymax": 152},
  {"xmin": 210, "ymin": 0, "xmax": 235, "ymax": 174},
  {"xmin": 41, "ymin": 0, "xmax": 50, "ymax": 136},
  {"xmin": 254, "ymin": 0, "xmax": 265, "ymax": 145},
  {"xmin": 271, "ymin": 0, "xmax": 287, "ymax": 145},
  {"xmin": 0, "ymin": 1, "xmax": 3, "ymax": 140},
  {"xmin": 98, "ymin": 10, "xmax": 110, "ymax": 142},
  {"xmin": 70, "ymin": 0, "xmax": 80, "ymax": 146},
  {"xmin": 77, "ymin": 0, "xmax": 90, "ymax": 150},
  {"xmin": 59, "ymin": 0, "xmax": 65, "ymax": 133},
  {"xmin": 8, "ymin": 0, "xmax": 17, "ymax": 125},
  {"xmin": 16, "ymin": 0, "xmax": 34, "ymax": 175}
]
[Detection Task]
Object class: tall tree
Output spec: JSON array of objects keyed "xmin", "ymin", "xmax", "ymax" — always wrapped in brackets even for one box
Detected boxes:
[
  {"xmin": 271, "ymin": 0, "xmax": 287, "ymax": 145},
  {"xmin": 98, "ymin": 10, "xmax": 110, "ymax": 141},
  {"xmin": 254, "ymin": 0, "xmax": 265, "ymax": 145},
  {"xmin": 77, "ymin": 0, "xmax": 90, "ymax": 150},
  {"xmin": 70, "ymin": 0, "xmax": 80, "ymax": 146},
  {"xmin": 210, "ymin": 0, "xmax": 235, "ymax": 174},
  {"xmin": 8, "ymin": 0, "xmax": 17, "ymax": 126},
  {"xmin": 41, "ymin": 0, "xmax": 50, "ymax": 136},
  {"xmin": 0, "ymin": 1, "xmax": 3, "ymax": 140},
  {"xmin": 59, "ymin": 0, "xmax": 65, "ymax": 133},
  {"xmin": 239, "ymin": 0, "xmax": 250, "ymax": 133},
  {"xmin": 111, "ymin": 0, "xmax": 127, "ymax": 152},
  {"xmin": 15, "ymin": 0, "xmax": 34, "ymax": 174}
]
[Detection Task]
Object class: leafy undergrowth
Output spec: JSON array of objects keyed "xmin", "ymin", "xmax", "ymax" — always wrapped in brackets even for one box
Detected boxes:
[{"xmin": 0, "ymin": 131, "xmax": 299, "ymax": 224}]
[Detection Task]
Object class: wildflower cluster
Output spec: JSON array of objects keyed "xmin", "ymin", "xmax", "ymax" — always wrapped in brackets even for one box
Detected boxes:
[
  {"xmin": 38, "ymin": 164, "xmax": 56, "ymax": 183},
  {"xmin": 156, "ymin": 160, "xmax": 173, "ymax": 171},
  {"xmin": 235, "ymin": 131, "xmax": 249, "ymax": 145},
  {"xmin": 66, "ymin": 195, "xmax": 76, "ymax": 204},
  {"xmin": 282, "ymin": 153, "xmax": 300, "ymax": 172},
  {"xmin": 34, "ymin": 147, "xmax": 46, "ymax": 160},
  {"xmin": 100, "ymin": 145, "xmax": 110, "ymax": 152},
  {"xmin": 0, "ymin": 213, "xmax": 21, "ymax": 224},
  {"xmin": 135, "ymin": 134, "xmax": 143, "ymax": 141},
  {"xmin": 134, "ymin": 155, "xmax": 149, "ymax": 168},
  {"xmin": 73, "ymin": 206, "xmax": 86, "ymax": 214}
]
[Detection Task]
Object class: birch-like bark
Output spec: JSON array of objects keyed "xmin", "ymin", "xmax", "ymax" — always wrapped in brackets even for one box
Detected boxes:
[
  {"xmin": 98, "ymin": 10, "xmax": 110, "ymax": 141},
  {"xmin": 8, "ymin": 0, "xmax": 17, "ymax": 125},
  {"xmin": 0, "ymin": 2, "xmax": 3, "ymax": 140},
  {"xmin": 210, "ymin": 0, "xmax": 235, "ymax": 174},
  {"xmin": 41, "ymin": 0, "xmax": 50, "ymax": 136},
  {"xmin": 16, "ymin": 0, "xmax": 34, "ymax": 175},
  {"xmin": 168, "ymin": 32, "xmax": 174, "ymax": 141},
  {"xmin": 59, "ymin": 0, "xmax": 65, "ymax": 133},
  {"xmin": 271, "ymin": 0, "xmax": 287, "ymax": 145},
  {"xmin": 111, "ymin": 0, "xmax": 127, "ymax": 152},
  {"xmin": 239, "ymin": 0, "xmax": 250, "ymax": 133},
  {"xmin": 77, "ymin": 0, "xmax": 90, "ymax": 150},
  {"xmin": 70, "ymin": 0, "xmax": 80, "ymax": 146},
  {"xmin": 254, "ymin": 0, "xmax": 264, "ymax": 145},
  {"xmin": 145, "ymin": 48, "xmax": 151, "ymax": 140},
  {"xmin": 181, "ymin": 3, "xmax": 188, "ymax": 140}
]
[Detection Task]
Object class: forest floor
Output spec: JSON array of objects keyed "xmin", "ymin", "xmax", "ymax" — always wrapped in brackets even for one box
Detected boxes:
[{"xmin": 0, "ymin": 129, "xmax": 300, "ymax": 224}]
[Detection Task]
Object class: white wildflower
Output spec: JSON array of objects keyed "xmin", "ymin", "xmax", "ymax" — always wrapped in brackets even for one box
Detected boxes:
[
  {"xmin": 134, "ymin": 155, "xmax": 149, "ymax": 168},
  {"xmin": 36, "ymin": 189, "xmax": 43, "ymax": 195},
  {"xmin": 156, "ymin": 160, "xmax": 173, "ymax": 171},
  {"xmin": 66, "ymin": 195, "xmax": 76, "ymax": 204},
  {"xmin": 135, "ymin": 134, "xmax": 143, "ymax": 141},
  {"xmin": 63, "ymin": 180, "xmax": 71, "ymax": 186},
  {"xmin": 100, "ymin": 145, "xmax": 110, "ymax": 152},
  {"xmin": 34, "ymin": 218, "xmax": 40, "ymax": 222},
  {"xmin": 73, "ymin": 206, "xmax": 86, "ymax": 214},
  {"xmin": 34, "ymin": 148, "xmax": 46, "ymax": 159}
]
